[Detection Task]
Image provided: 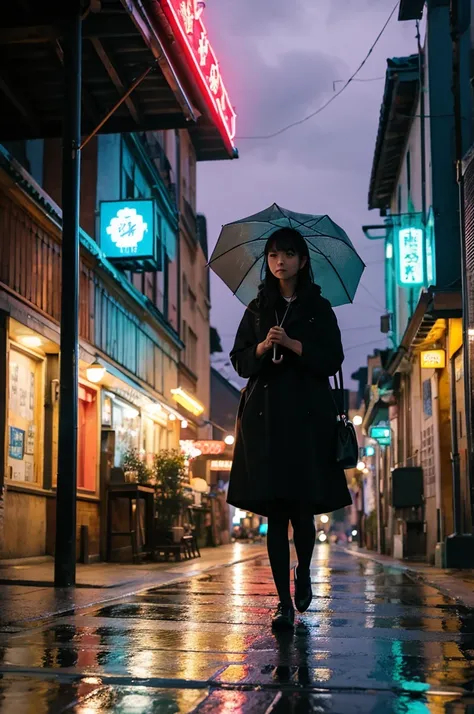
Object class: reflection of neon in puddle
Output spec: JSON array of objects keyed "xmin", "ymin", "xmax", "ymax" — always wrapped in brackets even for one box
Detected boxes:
[{"xmin": 391, "ymin": 640, "xmax": 430, "ymax": 696}]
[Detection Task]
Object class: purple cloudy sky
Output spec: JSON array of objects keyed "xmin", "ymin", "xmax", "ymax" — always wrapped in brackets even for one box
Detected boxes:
[{"xmin": 197, "ymin": 0, "xmax": 418, "ymax": 388}]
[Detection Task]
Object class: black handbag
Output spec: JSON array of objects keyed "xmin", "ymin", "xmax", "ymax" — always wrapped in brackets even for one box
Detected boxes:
[{"xmin": 332, "ymin": 369, "xmax": 359, "ymax": 469}]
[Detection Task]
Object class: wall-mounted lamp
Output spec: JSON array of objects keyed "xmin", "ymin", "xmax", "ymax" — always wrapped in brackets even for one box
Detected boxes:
[
  {"xmin": 86, "ymin": 359, "xmax": 106, "ymax": 384},
  {"xmin": 18, "ymin": 335, "xmax": 42, "ymax": 348}
]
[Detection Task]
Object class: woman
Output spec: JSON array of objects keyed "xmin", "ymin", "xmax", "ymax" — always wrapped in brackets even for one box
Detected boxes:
[{"xmin": 228, "ymin": 227, "xmax": 352, "ymax": 630}]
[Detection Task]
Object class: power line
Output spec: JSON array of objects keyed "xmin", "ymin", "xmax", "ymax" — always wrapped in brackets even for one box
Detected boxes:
[
  {"xmin": 236, "ymin": 1, "xmax": 399, "ymax": 141},
  {"xmin": 332, "ymin": 76, "xmax": 385, "ymax": 90},
  {"xmin": 344, "ymin": 339, "xmax": 387, "ymax": 353},
  {"xmin": 358, "ymin": 283, "xmax": 386, "ymax": 311}
]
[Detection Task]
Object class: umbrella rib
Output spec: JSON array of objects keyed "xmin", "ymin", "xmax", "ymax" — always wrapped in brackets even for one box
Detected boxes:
[
  {"xmin": 232, "ymin": 252, "xmax": 264, "ymax": 298},
  {"xmin": 208, "ymin": 223, "xmax": 285, "ymax": 266},
  {"xmin": 307, "ymin": 243, "xmax": 355, "ymax": 304},
  {"xmin": 210, "ymin": 229, "xmax": 365, "ymax": 269}
]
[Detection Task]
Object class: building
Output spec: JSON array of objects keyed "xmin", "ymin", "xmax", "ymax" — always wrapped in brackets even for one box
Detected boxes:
[
  {"xmin": 363, "ymin": 0, "xmax": 473, "ymax": 564},
  {"xmin": 0, "ymin": 0, "xmax": 237, "ymax": 560}
]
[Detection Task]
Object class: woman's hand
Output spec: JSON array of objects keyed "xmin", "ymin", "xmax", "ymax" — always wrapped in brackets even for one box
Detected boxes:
[
  {"xmin": 268, "ymin": 326, "xmax": 291, "ymax": 349},
  {"xmin": 255, "ymin": 334, "xmax": 273, "ymax": 358},
  {"xmin": 268, "ymin": 326, "xmax": 303, "ymax": 357}
]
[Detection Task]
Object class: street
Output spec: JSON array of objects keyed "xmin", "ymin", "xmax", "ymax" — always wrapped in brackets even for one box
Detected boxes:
[{"xmin": 1, "ymin": 546, "xmax": 474, "ymax": 713}]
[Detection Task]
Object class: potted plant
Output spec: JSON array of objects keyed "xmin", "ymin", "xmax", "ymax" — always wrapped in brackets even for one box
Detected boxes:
[
  {"xmin": 152, "ymin": 449, "xmax": 191, "ymax": 543},
  {"xmin": 122, "ymin": 448, "xmax": 152, "ymax": 484}
]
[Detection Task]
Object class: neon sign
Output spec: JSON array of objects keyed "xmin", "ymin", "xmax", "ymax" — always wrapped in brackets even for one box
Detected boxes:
[
  {"xmin": 397, "ymin": 227, "xmax": 425, "ymax": 287},
  {"xmin": 163, "ymin": 0, "xmax": 236, "ymax": 148},
  {"xmin": 99, "ymin": 199, "xmax": 160, "ymax": 271}
]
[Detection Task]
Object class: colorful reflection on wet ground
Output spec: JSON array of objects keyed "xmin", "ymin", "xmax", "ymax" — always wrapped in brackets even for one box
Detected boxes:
[{"xmin": 1, "ymin": 548, "xmax": 474, "ymax": 712}]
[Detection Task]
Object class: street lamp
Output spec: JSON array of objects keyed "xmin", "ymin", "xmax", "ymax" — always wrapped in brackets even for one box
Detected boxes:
[
  {"xmin": 353, "ymin": 415, "xmax": 363, "ymax": 426},
  {"xmin": 86, "ymin": 359, "xmax": 106, "ymax": 384},
  {"xmin": 224, "ymin": 434, "xmax": 235, "ymax": 446}
]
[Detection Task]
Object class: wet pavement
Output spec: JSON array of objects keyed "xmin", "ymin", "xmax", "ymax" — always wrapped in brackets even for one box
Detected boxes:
[{"xmin": 2, "ymin": 547, "xmax": 474, "ymax": 712}]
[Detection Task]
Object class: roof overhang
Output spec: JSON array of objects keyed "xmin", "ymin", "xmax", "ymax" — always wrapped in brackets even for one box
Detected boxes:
[
  {"xmin": 368, "ymin": 55, "xmax": 420, "ymax": 211},
  {"xmin": 0, "ymin": 0, "xmax": 237, "ymax": 161},
  {"xmin": 398, "ymin": 0, "xmax": 425, "ymax": 21},
  {"xmin": 387, "ymin": 288, "xmax": 462, "ymax": 375}
]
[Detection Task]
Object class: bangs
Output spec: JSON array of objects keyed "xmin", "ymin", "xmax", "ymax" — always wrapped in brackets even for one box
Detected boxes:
[{"xmin": 265, "ymin": 228, "xmax": 305, "ymax": 255}]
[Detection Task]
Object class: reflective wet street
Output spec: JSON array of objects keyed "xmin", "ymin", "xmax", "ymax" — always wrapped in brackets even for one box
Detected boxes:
[{"xmin": 1, "ymin": 547, "xmax": 474, "ymax": 712}]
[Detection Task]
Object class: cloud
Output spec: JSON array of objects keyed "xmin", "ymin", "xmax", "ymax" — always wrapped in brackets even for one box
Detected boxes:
[{"xmin": 199, "ymin": 0, "xmax": 418, "ymax": 385}]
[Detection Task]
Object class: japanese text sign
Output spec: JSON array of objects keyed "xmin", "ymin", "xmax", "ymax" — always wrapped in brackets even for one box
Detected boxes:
[
  {"xmin": 421, "ymin": 350, "xmax": 446, "ymax": 369},
  {"xmin": 397, "ymin": 227, "xmax": 425, "ymax": 287},
  {"xmin": 163, "ymin": 0, "xmax": 236, "ymax": 147}
]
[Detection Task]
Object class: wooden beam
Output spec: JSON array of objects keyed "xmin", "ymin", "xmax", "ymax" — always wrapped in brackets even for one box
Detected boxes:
[
  {"xmin": 90, "ymin": 37, "xmax": 142, "ymax": 125},
  {"xmin": 0, "ymin": 15, "xmax": 137, "ymax": 45}
]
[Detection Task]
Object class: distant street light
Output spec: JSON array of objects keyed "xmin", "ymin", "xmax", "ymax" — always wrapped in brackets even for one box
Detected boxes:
[
  {"xmin": 353, "ymin": 415, "xmax": 363, "ymax": 426},
  {"xmin": 224, "ymin": 434, "xmax": 235, "ymax": 446}
]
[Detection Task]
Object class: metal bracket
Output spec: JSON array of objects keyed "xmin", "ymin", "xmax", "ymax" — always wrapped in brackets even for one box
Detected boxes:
[{"xmin": 80, "ymin": 62, "xmax": 157, "ymax": 150}]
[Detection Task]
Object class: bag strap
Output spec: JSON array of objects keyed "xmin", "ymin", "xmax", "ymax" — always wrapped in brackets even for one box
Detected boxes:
[{"xmin": 331, "ymin": 368, "xmax": 347, "ymax": 418}]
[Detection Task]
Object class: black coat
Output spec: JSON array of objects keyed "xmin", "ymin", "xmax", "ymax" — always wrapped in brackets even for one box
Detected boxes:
[{"xmin": 227, "ymin": 285, "xmax": 352, "ymax": 517}]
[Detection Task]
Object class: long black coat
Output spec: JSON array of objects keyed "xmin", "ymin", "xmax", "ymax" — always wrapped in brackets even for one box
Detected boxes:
[{"xmin": 227, "ymin": 285, "xmax": 352, "ymax": 517}]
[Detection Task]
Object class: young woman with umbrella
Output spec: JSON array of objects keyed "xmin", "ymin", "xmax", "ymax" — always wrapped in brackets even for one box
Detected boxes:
[{"xmin": 208, "ymin": 205, "xmax": 363, "ymax": 630}]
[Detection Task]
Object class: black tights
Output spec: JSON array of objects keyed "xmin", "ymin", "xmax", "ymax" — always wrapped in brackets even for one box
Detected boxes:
[{"xmin": 267, "ymin": 506, "xmax": 316, "ymax": 608}]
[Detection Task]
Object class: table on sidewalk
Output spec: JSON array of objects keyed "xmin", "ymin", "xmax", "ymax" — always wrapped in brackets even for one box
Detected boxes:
[{"xmin": 106, "ymin": 483, "xmax": 155, "ymax": 563}]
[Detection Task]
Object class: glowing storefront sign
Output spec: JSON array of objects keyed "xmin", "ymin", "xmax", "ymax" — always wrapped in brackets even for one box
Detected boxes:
[
  {"xmin": 100, "ymin": 200, "xmax": 159, "ymax": 270},
  {"xmin": 420, "ymin": 350, "xmax": 446, "ymax": 369},
  {"xmin": 397, "ymin": 227, "xmax": 424, "ymax": 287},
  {"xmin": 369, "ymin": 426, "xmax": 391, "ymax": 446},
  {"xmin": 163, "ymin": 0, "xmax": 236, "ymax": 147},
  {"xmin": 210, "ymin": 460, "xmax": 232, "ymax": 471}
]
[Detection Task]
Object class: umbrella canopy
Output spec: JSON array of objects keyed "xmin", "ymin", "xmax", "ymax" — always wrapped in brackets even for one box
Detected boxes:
[{"xmin": 209, "ymin": 203, "xmax": 365, "ymax": 307}]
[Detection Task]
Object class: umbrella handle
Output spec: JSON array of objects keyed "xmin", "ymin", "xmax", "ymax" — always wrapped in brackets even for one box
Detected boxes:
[{"xmin": 272, "ymin": 344, "xmax": 284, "ymax": 364}]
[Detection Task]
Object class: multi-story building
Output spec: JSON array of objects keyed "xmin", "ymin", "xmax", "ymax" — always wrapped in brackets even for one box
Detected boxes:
[
  {"xmin": 0, "ymin": 0, "xmax": 237, "ymax": 560},
  {"xmin": 363, "ymin": 0, "xmax": 473, "ymax": 564}
]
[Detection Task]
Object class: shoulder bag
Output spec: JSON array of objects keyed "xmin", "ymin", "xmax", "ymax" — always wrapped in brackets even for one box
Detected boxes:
[{"xmin": 332, "ymin": 369, "xmax": 359, "ymax": 470}]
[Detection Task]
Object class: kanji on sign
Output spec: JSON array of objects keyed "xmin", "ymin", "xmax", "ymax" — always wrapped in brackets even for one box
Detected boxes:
[
  {"xmin": 209, "ymin": 64, "xmax": 220, "ymax": 94},
  {"xmin": 198, "ymin": 31, "xmax": 209, "ymax": 66},
  {"xmin": 163, "ymin": 0, "xmax": 237, "ymax": 147},
  {"xmin": 397, "ymin": 227, "xmax": 424, "ymax": 286}
]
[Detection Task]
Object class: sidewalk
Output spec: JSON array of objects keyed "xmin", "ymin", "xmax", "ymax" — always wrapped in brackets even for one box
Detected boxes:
[
  {"xmin": 340, "ymin": 543, "xmax": 474, "ymax": 608},
  {"xmin": 0, "ymin": 542, "xmax": 267, "ymax": 632}
]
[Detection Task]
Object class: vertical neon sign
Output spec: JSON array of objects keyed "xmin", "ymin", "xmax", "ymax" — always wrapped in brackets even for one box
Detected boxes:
[{"xmin": 162, "ymin": 0, "xmax": 237, "ymax": 148}]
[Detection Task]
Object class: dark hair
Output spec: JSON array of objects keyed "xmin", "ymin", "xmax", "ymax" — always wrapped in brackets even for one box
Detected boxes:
[{"xmin": 258, "ymin": 227, "xmax": 313, "ymax": 307}]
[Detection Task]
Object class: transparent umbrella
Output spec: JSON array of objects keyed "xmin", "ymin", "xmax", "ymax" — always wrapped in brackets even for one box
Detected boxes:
[{"xmin": 208, "ymin": 203, "xmax": 365, "ymax": 307}]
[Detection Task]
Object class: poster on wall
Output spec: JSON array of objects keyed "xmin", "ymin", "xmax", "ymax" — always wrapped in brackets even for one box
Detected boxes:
[
  {"xmin": 9, "ymin": 361, "xmax": 19, "ymax": 413},
  {"xmin": 25, "ymin": 425, "xmax": 35, "ymax": 455},
  {"xmin": 9, "ymin": 427, "xmax": 25, "ymax": 460}
]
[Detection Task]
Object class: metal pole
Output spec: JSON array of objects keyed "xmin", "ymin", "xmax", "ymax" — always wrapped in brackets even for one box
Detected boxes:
[
  {"xmin": 375, "ymin": 442, "xmax": 382, "ymax": 554},
  {"xmin": 54, "ymin": 2, "xmax": 82, "ymax": 588},
  {"xmin": 450, "ymin": 353, "xmax": 462, "ymax": 534}
]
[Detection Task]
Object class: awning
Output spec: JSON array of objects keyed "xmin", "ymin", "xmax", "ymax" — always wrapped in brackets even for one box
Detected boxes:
[
  {"xmin": 386, "ymin": 288, "xmax": 462, "ymax": 376},
  {"xmin": 0, "ymin": 0, "xmax": 237, "ymax": 160},
  {"xmin": 368, "ymin": 55, "xmax": 419, "ymax": 211}
]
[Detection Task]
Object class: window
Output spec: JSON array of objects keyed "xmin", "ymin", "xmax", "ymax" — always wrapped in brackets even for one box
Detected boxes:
[
  {"xmin": 8, "ymin": 347, "xmax": 43, "ymax": 484},
  {"xmin": 182, "ymin": 272, "xmax": 188, "ymax": 302},
  {"xmin": 187, "ymin": 328, "xmax": 198, "ymax": 373},
  {"xmin": 77, "ymin": 384, "xmax": 98, "ymax": 491}
]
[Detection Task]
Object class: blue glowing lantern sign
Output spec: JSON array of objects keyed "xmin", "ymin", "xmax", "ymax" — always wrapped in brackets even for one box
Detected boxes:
[
  {"xmin": 369, "ymin": 425, "xmax": 391, "ymax": 446},
  {"xmin": 397, "ymin": 226, "xmax": 425, "ymax": 287},
  {"xmin": 100, "ymin": 199, "xmax": 159, "ymax": 271}
]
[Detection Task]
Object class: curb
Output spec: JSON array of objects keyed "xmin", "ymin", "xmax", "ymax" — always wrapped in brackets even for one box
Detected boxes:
[
  {"xmin": 338, "ymin": 545, "xmax": 474, "ymax": 609},
  {"xmin": 1, "ymin": 546, "xmax": 268, "ymax": 634}
]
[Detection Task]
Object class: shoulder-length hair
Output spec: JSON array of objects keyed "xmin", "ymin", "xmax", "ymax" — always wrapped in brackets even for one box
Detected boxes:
[{"xmin": 257, "ymin": 227, "xmax": 314, "ymax": 308}]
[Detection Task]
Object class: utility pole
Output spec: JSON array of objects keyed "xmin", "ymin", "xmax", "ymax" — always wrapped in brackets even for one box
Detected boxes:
[{"xmin": 54, "ymin": 1, "xmax": 82, "ymax": 587}]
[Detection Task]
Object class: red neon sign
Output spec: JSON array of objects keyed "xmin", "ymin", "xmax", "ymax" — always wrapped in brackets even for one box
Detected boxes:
[{"xmin": 161, "ymin": 0, "xmax": 236, "ymax": 148}]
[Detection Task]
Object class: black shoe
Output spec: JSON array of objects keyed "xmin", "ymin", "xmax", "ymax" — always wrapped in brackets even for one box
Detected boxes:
[
  {"xmin": 272, "ymin": 602, "xmax": 295, "ymax": 630},
  {"xmin": 294, "ymin": 566, "xmax": 312, "ymax": 613}
]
